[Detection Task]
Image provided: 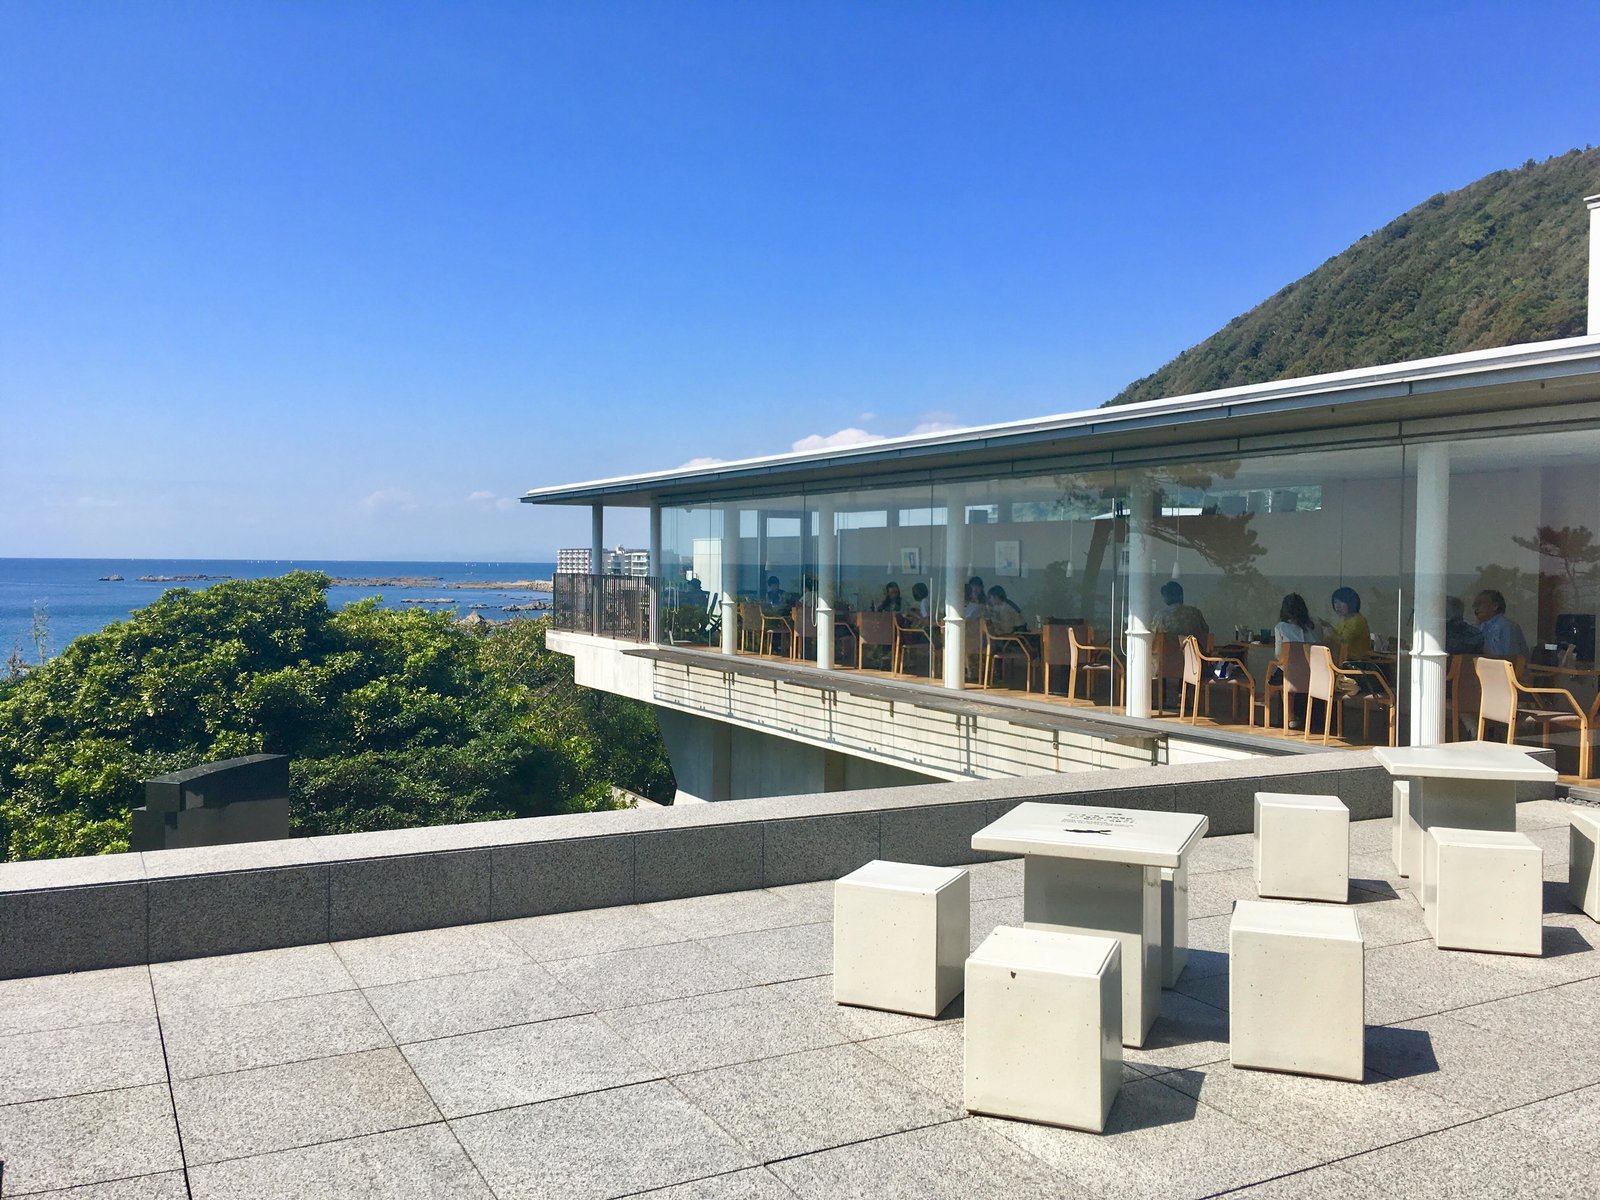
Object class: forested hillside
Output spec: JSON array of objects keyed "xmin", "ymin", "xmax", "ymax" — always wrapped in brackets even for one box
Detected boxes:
[
  {"xmin": 0, "ymin": 573, "xmax": 673, "ymax": 861},
  {"xmin": 1111, "ymin": 148, "xmax": 1598, "ymax": 406}
]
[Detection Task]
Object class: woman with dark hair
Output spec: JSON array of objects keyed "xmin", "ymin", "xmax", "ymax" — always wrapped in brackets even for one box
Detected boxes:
[
  {"xmin": 962, "ymin": 576, "xmax": 988, "ymax": 620},
  {"xmin": 1272, "ymin": 593, "xmax": 1316, "ymax": 655},
  {"xmin": 876, "ymin": 582, "xmax": 903, "ymax": 613},
  {"xmin": 1326, "ymin": 586, "xmax": 1371, "ymax": 663}
]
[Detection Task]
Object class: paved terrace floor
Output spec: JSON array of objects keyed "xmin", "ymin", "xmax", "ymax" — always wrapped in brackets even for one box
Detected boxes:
[{"xmin": 2, "ymin": 804, "xmax": 1597, "ymax": 1199}]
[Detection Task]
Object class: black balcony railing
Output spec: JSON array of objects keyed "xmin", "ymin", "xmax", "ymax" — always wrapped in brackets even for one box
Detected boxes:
[{"xmin": 552, "ymin": 572, "xmax": 655, "ymax": 642}]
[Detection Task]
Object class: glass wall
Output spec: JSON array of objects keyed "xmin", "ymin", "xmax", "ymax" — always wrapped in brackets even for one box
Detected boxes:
[
  {"xmin": 650, "ymin": 424, "xmax": 1600, "ymax": 761},
  {"xmin": 1436, "ymin": 429, "xmax": 1600, "ymax": 771}
]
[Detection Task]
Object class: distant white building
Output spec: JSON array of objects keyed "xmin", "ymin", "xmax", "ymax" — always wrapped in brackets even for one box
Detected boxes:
[{"xmin": 557, "ymin": 545, "xmax": 651, "ymax": 577}]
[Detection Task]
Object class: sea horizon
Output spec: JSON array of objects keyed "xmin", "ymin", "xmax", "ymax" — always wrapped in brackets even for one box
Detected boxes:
[{"xmin": 0, "ymin": 557, "xmax": 559, "ymax": 660}]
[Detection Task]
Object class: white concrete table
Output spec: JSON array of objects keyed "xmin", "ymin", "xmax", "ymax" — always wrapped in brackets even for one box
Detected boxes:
[
  {"xmin": 972, "ymin": 802, "xmax": 1208, "ymax": 1047},
  {"xmin": 1374, "ymin": 742, "xmax": 1555, "ymax": 885}
]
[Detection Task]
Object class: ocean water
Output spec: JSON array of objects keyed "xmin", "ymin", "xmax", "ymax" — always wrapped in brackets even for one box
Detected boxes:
[{"xmin": 0, "ymin": 558, "xmax": 557, "ymax": 662}]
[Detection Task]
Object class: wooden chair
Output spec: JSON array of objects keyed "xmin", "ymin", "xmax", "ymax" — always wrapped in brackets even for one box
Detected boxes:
[
  {"xmin": 1262, "ymin": 641, "xmax": 1312, "ymax": 731},
  {"xmin": 1150, "ymin": 632, "xmax": 1186, "ymax": 714},
  {"xmin": 856, "ymin": 611, "xmax": 896, "ymax": 671},
  {"xmin": 736, "ymin": 601, "xmax": 764, "ymax": 653},
  {"xmin": 982, "ymin": 618, "xmax": 1035, "ymax": 691},
  {"xmin": 893, "ymin": 616, "xmax": 935, "ymax": 677},
  {"xmin": 1447, "ymin": 654, "xmax": 1483, "ymax": 741},
  {"xmin": 1179, "ymin": 635, "xmax": 1255, "ymax": 726},
  {"xmin": 1304, "ymin": 645, "xmax": 1394, "ymax": 746},
  {"xmin": 1476, "ymin": 657, "xmax": 1598, "ymax": 779},
  {"xmin": 759, "ymin": 607, "xmax": 792, "ymax": 657},
  {"xmin": 1067, "ymin": 624, "xmax": 1121, "ymax": 706},
  {"xmin": 790, "ymin": 605, "xmax": 816, "ymax": 662},
  {"xmin": 1039, "ymin": 621, "xmax": 1085, "ymax": 695}
]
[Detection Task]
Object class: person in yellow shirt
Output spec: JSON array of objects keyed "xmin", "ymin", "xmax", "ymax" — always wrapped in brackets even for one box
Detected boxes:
[{"xmin": 1325, "ymin": 586, "xmax": 1371, "ymax": 663}]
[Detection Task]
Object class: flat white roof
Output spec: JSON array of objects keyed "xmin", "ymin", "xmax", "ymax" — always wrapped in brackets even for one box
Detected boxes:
[{"xmin": 523, "ymin": 335, "xmax": 1600, "ymax": 506}]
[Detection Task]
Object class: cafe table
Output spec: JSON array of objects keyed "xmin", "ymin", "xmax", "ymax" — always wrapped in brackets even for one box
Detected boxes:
[
  {"xmin": 971, "ymin": 802, "xmax": 1208, "ymax": 1047},
  {"xmin": 1374, "ymin": 741, "xmax": 1556, "ymax": 884}
]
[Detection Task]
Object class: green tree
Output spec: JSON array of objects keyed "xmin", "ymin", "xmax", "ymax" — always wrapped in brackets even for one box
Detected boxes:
[{"xmin": 0, "ymin": 573, "xmax": 673, "ymax": 862}]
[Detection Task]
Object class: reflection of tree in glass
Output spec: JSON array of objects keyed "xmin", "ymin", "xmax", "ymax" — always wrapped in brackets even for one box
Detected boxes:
[{"xmin": 1511, "ymin": 525, "xmax": 1600, "ymax": 610}]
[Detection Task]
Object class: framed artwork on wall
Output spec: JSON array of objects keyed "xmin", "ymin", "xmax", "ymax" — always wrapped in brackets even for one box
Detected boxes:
[
  {"xmin": 995, "ymin": 539, "xmax": 1020, "ymax": 577},
  {"xmin": 899, "ymin": 547, "xmax": 921, "ymax": 574}
]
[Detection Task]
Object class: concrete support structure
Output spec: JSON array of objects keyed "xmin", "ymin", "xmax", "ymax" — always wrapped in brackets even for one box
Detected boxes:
[
  {"xmin": 1124, "ymin": 482, "xmax": 1155, "ymax": 719},
  {"xmin": 815, "ymin": 499, "xmax": 836, "ymax": 671},
  {"xmin": 720, "ymin": 504, "xmax": 739, "ymax": 656},
  {"xmin": 590, "ymin": 504, "xmax": 605, "ymax": 637},
  {"xmin": 942, "ymin": 485, "xmax": 967, "ymax": 690},
  {"xmin": 647, "ymin": 502, "xmax": 662, "ymax": 646},
  {"xmin": 1411, "ymin": 443, "xmax": 1450, "ymax": 746}
]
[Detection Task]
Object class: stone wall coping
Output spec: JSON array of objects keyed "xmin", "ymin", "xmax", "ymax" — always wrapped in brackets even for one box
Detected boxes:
[{"xmin": 3, "ymin": 750, "xmax": 1379, "ymax": 893}]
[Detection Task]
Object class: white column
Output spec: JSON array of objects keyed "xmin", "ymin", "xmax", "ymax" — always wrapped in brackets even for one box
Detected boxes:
[
  {"xmin": 1124, "ymin": 482, "xmax": 1155, "ymax": 719},
  {"xmin": 720, "ymin": 504, "xmax": 739, "ymax": 655},
  {"xmin": 942, "ymin": 484, "xmax": 967, "ymax": 689},
  {"xmin": 815, "ymin": 498, "xmax": 836, "ymax": 670},
  {"xmin": 1588, "ymin": 193, "xmax": 1600, "ymax": 336},
  {"xmin": 1411, "ymin": 443, "xmax": 1450, "ymax": 746},
  {"xmin": 590, "ymin": 504, "xmax": 605, "ymax": 636},
  {"xmin": 648, "ymin": 503, "xmax": 662, "ymax": 645}
]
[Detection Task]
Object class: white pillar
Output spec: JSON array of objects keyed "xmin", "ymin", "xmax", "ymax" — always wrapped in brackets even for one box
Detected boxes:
[
  {"xmin": 720, "ymin": 504, "xmax": 739, "ymax": 655},
  {"xmin": 1124, "ymin": 482, "xmax": 1155, "ymax": 719},
  {"xmin": 1411, "ymin": 443, "xmax": 1450, "ymax": 746},
  {"xmin": 1588, "ymin": 194, "xmax": 1600, "ymax": 336},
  {"xmin": 648, "ymin": 503, "xmax": 662, "ymax": 644},
  {"xmin": 942, "ymin": 484, "xmax": 967, "ymax": 689},
  {"xmin": 815, "ymin": 498, "xmax": 836, "ymax": 671},
  {"xmin": 590, "ymin": 504, "xmax": 605, "ymax": 636}
]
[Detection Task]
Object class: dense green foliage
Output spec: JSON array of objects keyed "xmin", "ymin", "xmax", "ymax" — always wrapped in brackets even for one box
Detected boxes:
[
  {"xmin": 0, "ymin": 573, "xmax": 674, "ymax": 862},
  {"xmin": 1111, "ymin": 148, "xmax": 1598, "ymax": 406}
]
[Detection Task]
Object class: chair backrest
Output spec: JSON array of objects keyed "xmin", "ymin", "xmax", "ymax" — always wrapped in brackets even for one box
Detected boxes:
[
  {"xmin": 1307, "ymin": 644, "xmax": 1336, "ymax": 700},
  {"xmin": 738, "ymin": 600, "xmax": 762, "ymax": 626},
  {"xmin": 1040, "ymin": 623, "xmax": 1072, "ymax": 665},
  {"xmin": 857, "ymin": 611, "xmax": 895, "ymax": 647},
  {"xmin": 791, "ymin": 605, "xmax": 816, "ymax": 638},
  {"xmin": 1475, "ymin": 656, "xmax": 1518, "ymax": 726},
  {"xmin": 1068, "ymin": 624, "xmax": 1096, "ymax": 666},
  {"xmin": 1154, "ymin": 632, "xmax": 1184, "ymax": 681},
  {"xmin": 1278, "ymin": 641, "xmax": 1311, "ymax": 693},
  {"xmin": 1181, "ymin": 636, "xmax": 1203, "ymax": 686}
]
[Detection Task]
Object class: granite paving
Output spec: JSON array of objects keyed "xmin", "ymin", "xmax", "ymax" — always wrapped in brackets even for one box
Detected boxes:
[{"xmin": 3, "ymin": 799, "xmax": 1596, "ymax": 1197}]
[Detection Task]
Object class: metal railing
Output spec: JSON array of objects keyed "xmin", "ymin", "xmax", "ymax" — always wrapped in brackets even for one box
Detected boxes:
[{"xmin": 552, "ymin": 572, "xmax": 655, "ymax": 642}]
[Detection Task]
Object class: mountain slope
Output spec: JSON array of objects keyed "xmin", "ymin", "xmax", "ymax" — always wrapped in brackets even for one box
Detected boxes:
[{"xmin": 1110, "ymin": 147, "xmax": 1598, "ymax": 406}]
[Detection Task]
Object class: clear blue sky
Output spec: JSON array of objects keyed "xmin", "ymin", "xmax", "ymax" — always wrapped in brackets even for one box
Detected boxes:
[{"xmin": 3, "ymin": 1, "xmax": 1596, "ymax": 561}]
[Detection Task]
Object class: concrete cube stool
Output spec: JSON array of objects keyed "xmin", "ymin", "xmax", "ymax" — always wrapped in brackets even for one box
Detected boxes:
[
  {"xmin": 833, "ymin": 860, "xmax": 968, "ymax": 1017},
  {"xmin": 964, "ymin": 926, "xmax": 1122, "ymax": 1132},
  {"xmin": 1230, "ymin": 899, "xmax": 1364, "ymax": 1081},
  {"xmin": 1422, "ymin": 827, "xmax": 1542, "ymax": 956},
  {"xmin": 1255, "ymin": 792, "xmax": 1349, "ymax": 903},
  {"xmin": 1572, "ymin": 809, "xmax": 1600, "ymax": 923}
]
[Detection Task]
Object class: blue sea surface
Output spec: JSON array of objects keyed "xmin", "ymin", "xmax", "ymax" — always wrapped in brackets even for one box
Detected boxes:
[{"xmin": 0, "ymin": 559, "xmax": 556, "ymax": 661}]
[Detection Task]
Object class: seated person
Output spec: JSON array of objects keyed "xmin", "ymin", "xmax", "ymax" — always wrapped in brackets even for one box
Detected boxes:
[
  {"xmin": 1151, "ymin": 580, "xmax": 1209, "ymax": 644},
  {"xmin": 985, "ymin": 585, "xmax": 1026, "ymax": 635},
  {"xmin": 1473, "ymin": 589, "xmax": 1529, "ymax": 661},
  {"xmin": 798, "ymin": 573, "xmax": 819, "ymax": 611},
  {"xmin": 1272, "ymin": 592, "xmax": 1317, "ymax": 656},
  {"xmin": 1445, "ymin": 595, "xmax": 1485, "ymax": 655},
  {"xmin": 1324, "ymin": 586, "xmax": 1372, "ymax": 663},
  {"xmin": 962, "ymin": 576, "xmax": 987, "ymax": 621},
  {"xmin": 875, "ymin": 581, "xmax": 904, "ymax": 613},
  {"xmin": 909, "ymin": 581, "xmax": 931, "ymax": 622},
  {"xmin": 762, "ymin": 575, "xmax": 787, "ymax": 611}
]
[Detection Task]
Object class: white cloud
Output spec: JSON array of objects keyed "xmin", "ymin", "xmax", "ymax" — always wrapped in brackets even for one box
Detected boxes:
[
  {"xmin": 857, "ymin": 411, "xmax": 878, "ymax": 424},
  {"xmin": 790, "ymin": 427, "xmax": 886, "ymax": 454},
  {"xmin": 75, "ymin": 495, "xmax": 120, "ymax": 509},
  {"xmin": 358, "ymin": 487, "xmax": 419, "ymax": 514},
  {"xmin": 466, "ymin": 489, "xmax": 495, "ymax": 502},
  {"xmin": 907, "ymin": 419, "xmax": 964, "ymax": 436},
  {"xmin": 677, "ymin": 456, "xmax": 727, "ymax": 469},
  {"xmin": 495, "ymin": 496, "xmax": 518, "ymax": 512}
]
